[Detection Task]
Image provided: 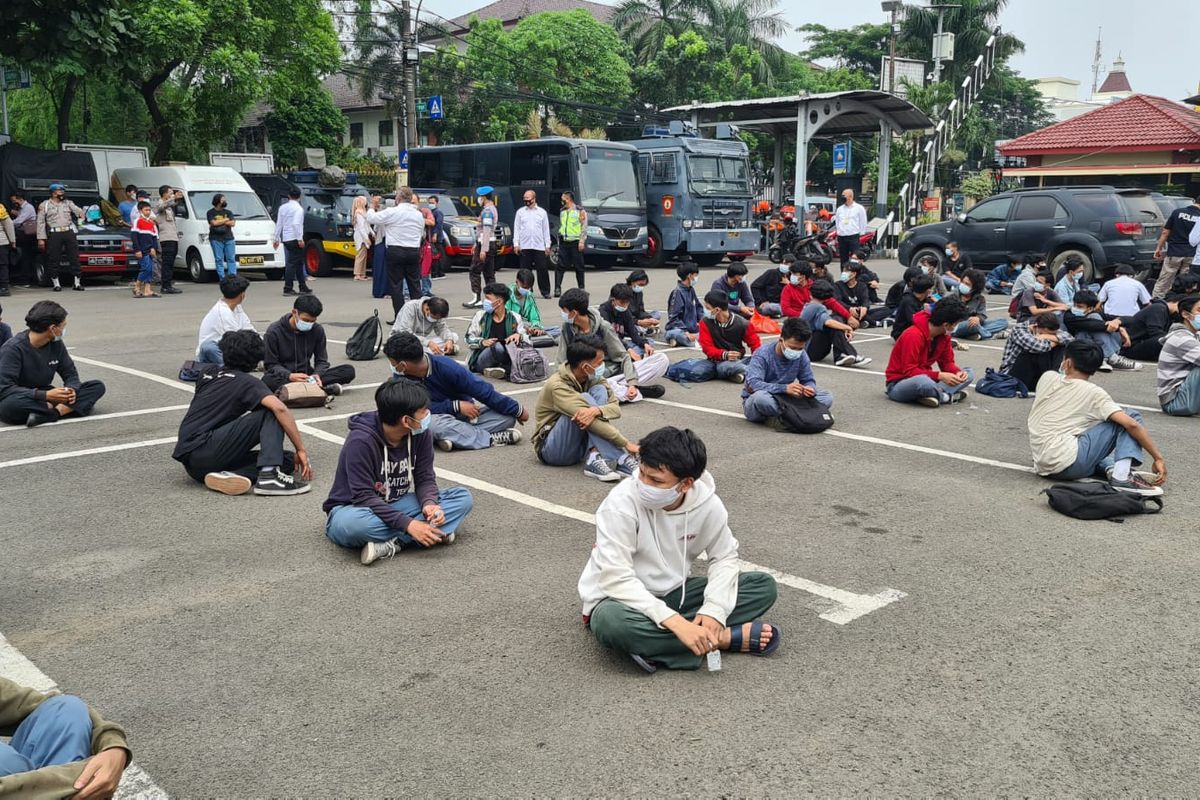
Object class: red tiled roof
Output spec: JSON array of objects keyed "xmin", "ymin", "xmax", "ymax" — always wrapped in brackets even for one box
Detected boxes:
[
  {"xmin": 1096, "ymin": 69, "xmax": 1131, "ymax": 94},
  {"xmin": 999, "ymin": 94, "xmax": 1200, "ymax": 156}
]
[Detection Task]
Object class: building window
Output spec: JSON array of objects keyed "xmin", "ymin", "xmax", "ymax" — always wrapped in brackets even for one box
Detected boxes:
[
  {"xmin": 349, "ymin": 122, "xmax": 363, "ymax": 149},
  {"xmin": 379, "ymin": 120, "xmax": 394, "ymax": 148}
]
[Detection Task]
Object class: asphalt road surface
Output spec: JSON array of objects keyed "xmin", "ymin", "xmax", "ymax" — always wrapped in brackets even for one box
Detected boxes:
[{"xmin": 2, "ymin": 256, "xmax": 1198, "ymax": 797}]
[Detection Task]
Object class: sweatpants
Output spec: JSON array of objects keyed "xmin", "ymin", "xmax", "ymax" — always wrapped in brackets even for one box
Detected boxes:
[
  {"xmin": 178, "ymin": 408, "xmax": 290, "ymax": 482},
  {"xmin": 555, "ymin": 241, "xmax": 585, "ymax": 291},
  {"xmin": 667, "ymin": 357, "xmax": 748, "ymax": 383},
  {"xmin": 262, "ymin": 364, "xmax": 356, "ymax": 394},
  {"xmin": 1162, "ymin": 369, "xmax": 1200, "ymax": 416},
  {"xmin": 606, "ymin": 352, "xmax": 669, "ymax": 402},
  {"xmin": 742, "ymin": 388, "xmax": 833, "ymax": 423},
  {"xmin": 0, "ymin": 380, "xmax": 106, "ymax": 425},
  {"xmin": 806, "ymin": 327, "xmax": 857, "ymax": 362},
  {"xmin": 386, "ymin": 246, "xmax": 422, "ymax": 315},
  {"xmin": 470, "ymin": 342, "xmax": 511, "ymax": 376},
  {"xmin": 1008, "ymin": 348, "xmax": 1064, "ymax": 391},
  {"xmin": 431, "ymin": 407, "xmax": 516, "ymax": 450},
  {"xmin": 325, "ymin": 487, "xmax": 474, "ymax": 548},
  {"xmin": 0, "ymin": 695, "xmax": 92, "ymax": 776},
  {"xmin": 536, "ymin": 384, "xmax": 624, "ymax": 466},
  {"xmin": 1047, "ymin": 408, "xmax": 1146, "ymax": 480},
  {"xmin": 588, "ymin": 572, "xmax": 779, "ymax": 670},
  {"xmin": 885, "ymin": 368, "xmax": 975, "ymax": 405}
]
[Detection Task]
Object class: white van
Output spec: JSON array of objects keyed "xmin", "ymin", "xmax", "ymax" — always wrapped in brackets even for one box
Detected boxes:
[{"xmin": 110, "ymin": 165, "xmax": 280, "ymax": 282}]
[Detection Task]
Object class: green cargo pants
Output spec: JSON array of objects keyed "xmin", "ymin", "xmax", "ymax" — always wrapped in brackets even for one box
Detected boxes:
[{"xmin": 588, "ymin": 572, "xmax": 778, "ymax": 670}]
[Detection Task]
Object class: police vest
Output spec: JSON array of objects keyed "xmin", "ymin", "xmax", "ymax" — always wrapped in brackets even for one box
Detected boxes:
[{"xmin": 560, "ymin": 207, "xmax": 582, "ymax": 240}]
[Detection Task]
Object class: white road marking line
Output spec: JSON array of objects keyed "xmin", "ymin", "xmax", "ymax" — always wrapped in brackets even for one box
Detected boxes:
[
  {"xmin": 72, "ymin": 356, "xmax": 195, "ymax": 393},
  {"xmin": 295, "ymin": 422, "xmax": 904, "ymax": 624},
  {"xmin": 0, "ymin": 632, "xmax": 170, "ymax": 799},
  {"xmin": 0, "ymin": 438, "xmax": 177, "ymax": 470},
  {"xmin": 0, "ymin": 405, "xmax": 189, "ymax": 433}
]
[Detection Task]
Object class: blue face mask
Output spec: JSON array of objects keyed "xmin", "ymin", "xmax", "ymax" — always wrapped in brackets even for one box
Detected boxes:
[
  {"xmin": 1070, "ymin": 307, "xmax": 1086, "ymax": 317},
  {"xmin": 958, "ymin": 283, "xmax": 971, "ymax": 295},
  {"xmin": 588, "ymin": 362, "xmax": 607, "ymax": 382},
  {"xmin": 839, "ymin": 271, "xmax": 851, "ymax": 282},
  {"xmin": 778, "ymin": 264, "xmax": 789, "ymax": 273},
  {"xmin": 409, "ymin": 412, "xmax": 431, "ymax": 434},
  {"xmin": 483, "ymin": 299, "xmax": 496, "ymax": 312},
  {"xmin": 296, "ymin": 319, "xmax": 314, "ymax": 332},
  {"xmin": 632, "ymin": 285, "xmax": 644, "ymax": 293},
  {"xmin": 518, "ymin": 286, "xmax": 531, "ymax": 297},
  {"xmin": 561, "ymin": 310, "xmax": 572, "ymax": 323},
  {"xmin": 613, "ymin": 304, "xmax": 628, "ymax": 314},
  {"xmin": 702, "ymin": 308, "xmax": 715, "ymax": 319},
  {"xmin": 782, "ymin": 346, "xmax": 805, "ymax": 361},
  {"xmin": 1032, "ymin": 284, "xmax": 1045, "ymax": 293}
]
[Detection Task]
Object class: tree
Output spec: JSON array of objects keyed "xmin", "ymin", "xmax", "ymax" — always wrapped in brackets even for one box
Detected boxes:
[
  {"xmin": 702, "ymin": 0, "xmax": 789, "ymax": 84},
  {"xmin": 263, "ymin": 84, "xmax": 347, "ymax": 167},
  {"xmin": 899, "ymin": 0, "xmax": 1024, "ymax": 87},
  {"xmin": 797, "ymin": 23, "xmax": 890, "ymax": 81},
  {"xmin": 610, "ymin": 0, "xmax": 712, "ymax": 65},
  {"xmin": 631, "ymin": 31, "xmax": 759, "ymax": 110}
]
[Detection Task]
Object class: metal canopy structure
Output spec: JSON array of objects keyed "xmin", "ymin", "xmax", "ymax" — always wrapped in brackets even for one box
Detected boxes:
[{"xmin": 665, "ymin": 90, "xmax": 933, "ymax": 216}]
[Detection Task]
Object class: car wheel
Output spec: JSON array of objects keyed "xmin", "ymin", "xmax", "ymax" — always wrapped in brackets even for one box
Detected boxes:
[
  {"xmin": 909, "ymin": 246, "xmax": 944, "ymax": 271},
  {"xmin": 1050, "ymin": 249, "xmax": 1094, "ymax": 283},
  {"xmin": 547, "ymin": 237, "xmax": 560, "ymax": 270},
  {"xmin": 188, "ymin": 249, "xmax": 212, "ymax": 282},
  {"xmin": 305, "ymin": 240, "xmax": 333, "ymax": 277},
  {"xmin": 635, "ymin": 225, "xmax": 666, "ymax": 269},
  {"xmin": 264, "ymin": 268, "xmax": 284, "ymax": 281},
  {"xmin": 34, "ymin": 257, "xmax": 50, "ymax": 287}
]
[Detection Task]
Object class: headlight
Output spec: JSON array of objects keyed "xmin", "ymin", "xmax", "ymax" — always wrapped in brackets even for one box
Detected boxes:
[
  {"xmin": 637, "ymin": 227, "xmax": 647, "ymax": 238},
  {"xmin": 586, "ymin": 225, "xmax": 604, "ymax": 237},
  {"xmin": 682, "ymin": 220, "xmax": 693, "ymax": 229},
  {"xmin": 693, "ymin": 220, "xmax": 706, "ymax": 229},
  {"xmin": 450, "ymin": 225, "xmax": 471, "ymax": 238}
]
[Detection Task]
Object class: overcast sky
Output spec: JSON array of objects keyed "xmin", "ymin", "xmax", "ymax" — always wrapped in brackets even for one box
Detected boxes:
[{"xmin": 419, "ymin": 0, "xmax": 1198, "ymax": 102}]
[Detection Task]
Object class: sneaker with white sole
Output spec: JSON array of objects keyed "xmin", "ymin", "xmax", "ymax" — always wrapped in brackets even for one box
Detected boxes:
[
  {"xmin": 1109, "ymin": 475, "xmax": 1164, "ymax": 497},
  {"xmin": 993, "ymin": 328, "xmax": 1009, "ymax": 339},
  {"xmin": 951, "ymin": 339, "xmax": 970, "ymax": 351},
  {"xmin": 728, "ymin": 372, "xmax": 746, "ymax": 383},
  {"xmin": 849, "ymin": 355, "xmax": 872, "ymax": 368},
  {"xmin": 490, "ymin": 427, "xmax": 522, "ymax": 447},
  {"xmin": 361, "ymin": 539, "xmax": 403, "ymax": 565},
  {"xmin": 615, "ymin": 453, "xmax": 640, "ymax": 477},
  {"xmin": 1097, "ymin": 361, "xmax": 1114, "ymax": 373},
  {"xmin": 949, "ymin": 390, "xmax": 969, "ymax": 404},
  {"xmin": 917, "ymin": 396, "xmax": 941, "ymax": 408},
  {"xmin": 253, "ymin": 468, "xmax": 311, "ymax": 496},
  {"xmin": 204, "ymin": 471, "xmax": 252, "ymax": 496},
  {"xmin": 324, "ymin": 383, "xmax": 344, "ymax": 396},
  {"xmin": 834, "ymin": 354, "xmax": 856, "ymax": 367},
  {"xmin": 1106, "ymin": 354, "xmax": 1143, "ymax": 371},
  {"xmin": 482, "ymin": 367, "xmax": 506, "ymax": 380},
  {"xmin": 435, "ymin": 438, "xmax": 454, "ymax": 452},
  {"xmin": 584, "ymin": 456, "xmax": 621, "ymax": 482}
]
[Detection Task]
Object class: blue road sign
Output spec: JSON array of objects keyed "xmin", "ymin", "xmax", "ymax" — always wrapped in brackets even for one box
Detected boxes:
[
  {"xmin": 400, "ymin": 150, "xmax": 409, "ymax": 170},
  {"xmin": 428, "ymin": 95, "xmax": 444, "ymax": 121},
  {"xmin": 832, "ymin": 142, "xmax": 850, "ymax": 175}
]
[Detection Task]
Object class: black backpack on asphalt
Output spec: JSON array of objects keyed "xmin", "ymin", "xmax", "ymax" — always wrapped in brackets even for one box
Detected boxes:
[
  {"xmin": 775, "ymin": 393, "xmax": 834, "ymax": 434},
  {"xmin": 1042, "ymin": 482, "xmax": 1162, "ymax": 522},
  {"xmin": 346, "ymin": 309, "xmax": 383, "ymax": 361}
]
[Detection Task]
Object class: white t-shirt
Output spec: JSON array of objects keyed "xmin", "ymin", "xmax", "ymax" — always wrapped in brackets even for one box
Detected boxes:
[
  {"xmin": 196, "ymin": 301, "xmax": 256, "ymax": 356},
  {"xmin": 1097, "ymin": 275, "xmax": 1150, "ymax": 316},
  {"xmin": 1027, "ymin": 372, "xmax": 1122, "ymax": 475},
  {"xmin": 834, "ymin": 202, "xmax": 868, "ymax": 237}
]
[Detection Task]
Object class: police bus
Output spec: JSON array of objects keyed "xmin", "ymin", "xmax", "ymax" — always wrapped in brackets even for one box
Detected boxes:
[
  {"xmin": 629, "ymin": 124, "xmax": 758, "ymax": 268},
  {"xmin": 408, "ymin": 138, "xmax": 647, "ymax": 267}
]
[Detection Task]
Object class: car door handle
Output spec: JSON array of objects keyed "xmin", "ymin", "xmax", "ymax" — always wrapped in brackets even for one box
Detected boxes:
[
  {"xmin": 1052, "ymin": 225, "xmax": 1067, "ymax": 230},
  {"xmin": 993, "ymin": 227, "xmax": 1006, "ymax": 232}
]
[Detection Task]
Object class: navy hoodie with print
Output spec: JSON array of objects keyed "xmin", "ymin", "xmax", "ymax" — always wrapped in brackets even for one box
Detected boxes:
[{"xmin": 322, "ymin": 411, "xmax": 439, "ymax": 531}]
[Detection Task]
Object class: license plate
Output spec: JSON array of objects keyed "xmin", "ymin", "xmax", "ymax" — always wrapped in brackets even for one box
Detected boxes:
[
  {"xmin": 616, "ymin": 240, "xmax": 632, "ymax": 249},
  {"xmin": 87, "ymin": 256, "xmax": 114, "ymax": 265},
  {"xmin": 728, "ymin": 231, "xmax": 740, "ymax": 238},
  {"xmin": 238, "ymin": 255, "xmax": 265, "ymax": 265}
]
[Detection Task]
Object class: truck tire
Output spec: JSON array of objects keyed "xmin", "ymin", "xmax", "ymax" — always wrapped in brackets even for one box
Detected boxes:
[
  {"xmin": 908, "ymin": 246, "xmax": 944, "ymax": 272},
  {"xmin": 305, "ymin": 239, "xmax": 333, "ymax": 277},
  {"xmin": 1050, "ymin": 248, "xmax": 1095, "ymax": 283},
  {"xmin": 634, "ymin": 225, "xmax": 666, "ymax": 269},
  {"xmin": 187, "ymin": 249, "xmax": 213, "ymax": 283}
]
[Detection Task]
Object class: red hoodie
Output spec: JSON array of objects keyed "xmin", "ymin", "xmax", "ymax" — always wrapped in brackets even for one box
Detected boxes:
[
  {"xmin": 885, "ymin": 310, "xmax": 959, "ymax": 383},
  {"xmin": 781, "ymin": 282, "xmax": 851, "ymax": 319}
]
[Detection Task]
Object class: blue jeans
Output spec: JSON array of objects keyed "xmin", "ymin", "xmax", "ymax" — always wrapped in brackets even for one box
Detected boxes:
[
  {"xmin": 211, "ymin": 239, "xmax": 237, "ymax": 278},
  {"xmin": 667, "ymin": 357, "xmax": 747, "ymax": 383},
  {"xmin": 325, "ymin": 486, "xmax": 474, "ymax": 548},
  {"xmin": 953, "ymin": 318, "xmax": 1009, "ymax": 339},
  {"xmin": 742, "ymin": 388, "xmax": 833, "ymax": 422},
  {"xmin": 985, "ymin": 279, "xmax": 1012, "ymax": 294},
  {"xmin": 137, "ymin": 252, "xmax": 154, "ymax": 283},
  {"xmin": 421, "ymin": 275, "xmax": 433, "ymax": 297},
  {"xmin": 537, "ymin": 384, "xmax": 624, "ymax": 465},
  {"xmin": 0, "ymin": 695, "xmax": 92, "ymax": 776},
  {"xmin": 1162, "ymin": 370, "xmax": 1200, "ymax": 416},
  {"xmin": 1048, "ymin": 409, "xmax": 1145, "ymax": 480},
  {"xmin": 664, "ymin": 328, "xmax": 697, "ymax": 348},
  {"xmin": 1076, "ymin": 325, "xmax": 1121, "ymax": 360},
  {"xmin": 757, "ymin": 302, "xmax": 782, "ymax": 317},
  {"xmin": 430, "ymin": 407, "xmax": 516, "ymax": 450},
  {"xmin": 885, "ymin": 367, "xmax": 975, "ymax": 404},
  {"xmin": 196, "ymin": 339, "xmax": 223, "ymax": 366}
]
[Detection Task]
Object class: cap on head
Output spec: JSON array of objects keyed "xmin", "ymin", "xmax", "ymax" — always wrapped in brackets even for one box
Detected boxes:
[
  {"xmin": 476, "ymin": 185, "xmax": 494, "ymax": 197},
  {"xmin": 49, "ymin": 183, "xmax": 65, "ymax": 192}
]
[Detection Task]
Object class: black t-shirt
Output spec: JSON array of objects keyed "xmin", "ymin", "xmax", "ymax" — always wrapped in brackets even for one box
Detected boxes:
[
  {"xmin": 945, "ymin": 253, "xmax": 972, "ymax": 277},
  {"xmin": 1164, "ymin": 205, "xmax": 1200, "ymax": 257},
  {"xmin": 173, "ymin": 367, "xmax": 271, "ymax": 459},
  {"xmin": 207, "ymin": 207, "xmax": 236, "ymax": 241}
]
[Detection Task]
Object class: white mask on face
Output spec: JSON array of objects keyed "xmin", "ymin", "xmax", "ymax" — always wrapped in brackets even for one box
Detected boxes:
[{"xmin": 635, "ymin": 470, "xmax": 682, "ymax": 509}]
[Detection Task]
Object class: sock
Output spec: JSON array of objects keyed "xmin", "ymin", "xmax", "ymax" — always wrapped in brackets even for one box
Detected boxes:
[
  {"xmin": 259, "ymin": 466, "xmax": 276, "ymax": 476},
  {"xmin": 1112, "ymin": 459, "xmax": 1132, "ymax": 482},
  {"xmin": 52, "ymin": 278, "xmax": 61, "ymax": 288},
  {"xmin": 586, "ymin": 450, "xmax": 602, "ymax": 465},
  {"xmin": 74, "ymin": 277, "xmax": 82, "ymax": 287}
]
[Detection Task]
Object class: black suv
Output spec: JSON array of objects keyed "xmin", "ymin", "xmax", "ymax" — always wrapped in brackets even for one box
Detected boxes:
[{"xmin": 899, "ymin": 186, "xmax": 1163, "ymax": 281}]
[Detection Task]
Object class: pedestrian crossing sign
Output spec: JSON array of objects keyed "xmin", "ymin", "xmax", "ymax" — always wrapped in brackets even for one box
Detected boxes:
[{"xmin": 428, "ymin": 95, "xmax": 443, "ymax": 121}]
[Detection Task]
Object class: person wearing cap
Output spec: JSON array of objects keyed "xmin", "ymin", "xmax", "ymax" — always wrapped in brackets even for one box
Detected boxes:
[
  {"xmin": 464, "ymin": 186, "xmax": 498, "ymax": 309},
  {"xmin": 36, "ymin": 184, "xmax": 86, "ymax": 292},
  {"xmin": 154, "ymin": 185, "xmax": 184, "ymax": 294}
]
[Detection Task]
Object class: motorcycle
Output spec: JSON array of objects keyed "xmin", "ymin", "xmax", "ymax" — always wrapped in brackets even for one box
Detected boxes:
[
  {"xmin": 768, "ymin": 217, "xmax": 834, "ymax": 264},
  {"xmin": 823, "ymin": 224, "xmax": 877, "ymax": 261}
]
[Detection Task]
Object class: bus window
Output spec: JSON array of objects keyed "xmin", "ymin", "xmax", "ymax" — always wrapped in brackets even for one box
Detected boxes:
[
  {"xmin": 475, "ymin": 146, "xmax": 509, "ymax": 187},
  {"xmin": 512, "ymin": 148, "xmax": 547, "ymax": 188},
  {"xmin": 650, "ymin": 153, "xmax": 678, "ymax": 184}
]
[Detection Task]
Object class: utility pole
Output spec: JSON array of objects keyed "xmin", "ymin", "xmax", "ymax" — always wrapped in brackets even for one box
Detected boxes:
[
  {"xmin": 881, "ymin": 1, "xmax": 901, "ymax": 94},
  {"xmin": 401, "ymin": 0, "xmax": 419, "ymax": 151}
]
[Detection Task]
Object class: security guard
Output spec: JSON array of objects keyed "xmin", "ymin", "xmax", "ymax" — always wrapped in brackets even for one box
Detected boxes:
[
  {"xmin": 555, "ymin": 190, "xmax": 587, "ymax": 297},
  {"xmin": 36, "ymin": 183, "xmax": 86, "ymax": 292}
]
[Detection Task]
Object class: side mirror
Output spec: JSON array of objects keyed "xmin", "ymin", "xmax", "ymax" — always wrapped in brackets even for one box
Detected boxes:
[{"xmin": 956, "ymin": 213, "xmax": 968, "ymax": 223}]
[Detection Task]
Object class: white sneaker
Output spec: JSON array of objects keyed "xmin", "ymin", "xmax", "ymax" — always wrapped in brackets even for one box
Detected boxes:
[
  {"xmin": 835, "ymin": 354, "xmax": 856, "ymax": 367},
  {"xmin": 483, "ymin": 367, "xmax": 506, "ymax": 380},
  {"xmin": 435, "ymin": 438, "xmax": 454, "ymax": 452},
  {"xmin": 361, "ymin": 539, "xmax": 403, "ymax": 565},
  {"xmin": 849, "ymin": 355, "xmax": 873, "ymax": 368},
  {"xmin": 204, "ymin": 471, "xmax": 252, "ymax": 496},
  {"xmin": 1097, "ymin": 361, "xmax": 1114, "ymax": 373}
]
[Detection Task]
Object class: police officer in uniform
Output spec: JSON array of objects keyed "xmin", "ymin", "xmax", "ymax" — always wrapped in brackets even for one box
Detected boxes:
[
  {"xmin": 36, "ymin": 183, "xmax": 86, "ymax": 292},
  {"xmin": 154, "ymin": 185, "xmax": 185, "ymax": 294},
  {"xmin": 464, "ymin": 186, "xmax": 499, "ymax": 309},
  {"xmin": 554, "ymin": 190, "xmax": 587, "ymax": 297}
]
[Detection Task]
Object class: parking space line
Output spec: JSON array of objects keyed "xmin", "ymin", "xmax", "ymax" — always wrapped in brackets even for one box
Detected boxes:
[
  {"xmin": 0, "ymin": 632, "xmax": 169, "ymax": 798},
  {"xmin": 71, "ymin": 356, "xmax": 195, "ymax": 393},
  {"xmin": 0, "ymin": 405, "xmax": 190, "ymax": 434},
  {"xmin": 295, "ymin": 421, "xmax": 907, "ymax": 624},
  {"xmin": 0, "ymin": 438, "xmax": 177, "ymax": 470}
]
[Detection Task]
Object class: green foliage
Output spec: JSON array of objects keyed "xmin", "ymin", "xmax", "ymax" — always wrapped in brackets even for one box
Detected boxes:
[
  {"xmin": 797, "ymin": 23, "xmax": 889, "ymax": 80},
  {"xmin": 609, "ymin": 0, "xmax": 710, "ymax": 64},
  {"xmin": 631, "ymin": 31, "xmax": 759, "ymax": 109},
  {"xmin": 959, "ymin": 170, "xmax": 997, "ymax": 200},
  {"xmin": 264, "ymin": 84, "xmax": 347, "ymax": 168}
]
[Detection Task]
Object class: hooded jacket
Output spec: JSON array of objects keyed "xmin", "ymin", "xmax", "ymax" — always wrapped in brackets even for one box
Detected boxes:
[
  {"xmin": 557, "ymin": 310, "xmax": 637, "ymax": 384},
  {"xmin": 1157, "ymin": 322, "xmax": 1200, "ymax": 405},
  {"xmin": 885, "ymin": 310, "xmax": 959, "ymax": 383},
  {"xmin": 666, "ymin": 281, "xmax": 703, "ymax": 333},
  {"xmin": 577, "ymin": 470, "xmax": 741, "ymax": 626},
  {"xmin": 263, "ymin": 314, "xmax": 331, "ymax": 381},
  {"xmin": 322, "ymin": 411, "xmax": 438, "ymax": 531}
]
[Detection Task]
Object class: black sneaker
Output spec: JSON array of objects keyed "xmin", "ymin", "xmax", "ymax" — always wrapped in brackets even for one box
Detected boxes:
[
  {"xmin": 52, "ymin": 285, "xmax": 62, "ymax": 292},
  {"xmin": 282, "ymin": 288, "xmax": 297, "ymax": 296},
  {"xmin": 639, "ymin": 384, "xmax": 666, "ymax": 399},
  {"xmin": 253, "ymin": 468, "xmax": 312, "ymax": 496},
  {"xmin": 72, "ymin": 284, "xmax": 85, "ymax": 291},
  {"xmin": 324, "ymin": 383, "xmax": 343, "ymax": 396},
  {"xmin": 299, "ymin": 287, "xmax": 313, "ymax": 294},
  {"xmin": 26, "ymin": 412, "xmax": 56, "ymax": 428},
  {"xmin": 162, "ymin": 286, "xmax": 183, "ymax": 294}
]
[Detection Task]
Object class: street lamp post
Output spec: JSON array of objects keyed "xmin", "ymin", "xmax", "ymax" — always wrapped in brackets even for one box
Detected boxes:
[{"xmin": 881, "ymin": 1, "xmax": 902, "ymax": 95}]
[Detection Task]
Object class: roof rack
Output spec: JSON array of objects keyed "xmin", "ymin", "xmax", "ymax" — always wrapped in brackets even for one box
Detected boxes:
[{"xmin": 1005, "ymin": 185, "xmax": 1116, "ymax": 193}]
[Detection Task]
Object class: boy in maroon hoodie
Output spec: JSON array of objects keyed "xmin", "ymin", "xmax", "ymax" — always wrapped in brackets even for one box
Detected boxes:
[{"xmin": 884, "ymin": 297, "xmax": 973, "ymax": 408}]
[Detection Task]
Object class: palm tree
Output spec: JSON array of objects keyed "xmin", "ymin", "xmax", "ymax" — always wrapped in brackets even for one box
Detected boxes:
[
  {"xmin": 610, "ymin": 0, "xmax": 714, "ymax": 64},
  {"xmin": 900, "ymin": 0, "xmax": 1024, "ymax": 87},
  {"xmin": 701, "ymin": 0, "xmax": 790, "ymax": 84}
]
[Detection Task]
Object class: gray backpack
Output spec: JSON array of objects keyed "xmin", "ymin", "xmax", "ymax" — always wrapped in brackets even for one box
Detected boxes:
[{"xmin": 505, "ymin": 343, "xmax": 549, "ymax": 384}]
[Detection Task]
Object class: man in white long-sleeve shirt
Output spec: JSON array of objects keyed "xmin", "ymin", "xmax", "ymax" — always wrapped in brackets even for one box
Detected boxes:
[
  {"xmin": 273, "ymin": 187, "xmax": 310, "ymax": 296},
  {"xmin": 196, "ymin": 275, "xmax": 257, "ymax": 366},
  {"xmin": 513, "ymin": 190, "xmax": 552, "ymax": 298},
  {"xmin": 578, "ymin": 426, "xmax": 780, "ymax": 673},
  {"xmin": 366, "ymin": 186, "xmax": 427, "ymax": 315},
  {"xmin": 834, "ymin": 188, "xmax": 868, "ymax": 267}
]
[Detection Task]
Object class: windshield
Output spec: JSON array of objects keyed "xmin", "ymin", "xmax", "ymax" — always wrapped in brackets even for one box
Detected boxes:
[
  {"xmin": 578, "ymin": 148, "xmax": 645, "ymax": 212},
  {"xmin": 190, "ymin": 190, "xmax": 270, "ymax": 220},
  {"xmin": 307, "ymin": 192, "xmax": 366, "ymax": 223},
  {"xmin": 686, "ymin": 155, "xmax": 751, "ymax": 197},
  {"xmin": 424, "ymin": 195, "xmax": 472, "ymax": 217}
]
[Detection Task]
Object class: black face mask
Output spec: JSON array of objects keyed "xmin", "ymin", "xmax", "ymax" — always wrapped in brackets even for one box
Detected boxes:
[{"xmin": 524, "ymin": 199, "xmax": 534, "ymax": 206}]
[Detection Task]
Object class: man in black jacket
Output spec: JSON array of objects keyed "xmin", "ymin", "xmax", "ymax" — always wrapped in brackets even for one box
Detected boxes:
[
  {"xmin": 0, "ymin": 300, "xmax": 106, "ymax": 427},
  {"xmin": 750, "ymin": 255, "xmax": 790, "ymax": 317},
  {"xmin": 599, "ymin": 283, "xmax": 657, "ymax": 359},
  {"xmin": 262, "ymin": 294, "xmax": 356, "ymax": 394}
]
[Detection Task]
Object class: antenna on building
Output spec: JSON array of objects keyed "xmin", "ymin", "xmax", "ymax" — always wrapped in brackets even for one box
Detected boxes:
[{"xmin": 1090, "ymin": 28, "xmax": 1102, "ymax": 97}]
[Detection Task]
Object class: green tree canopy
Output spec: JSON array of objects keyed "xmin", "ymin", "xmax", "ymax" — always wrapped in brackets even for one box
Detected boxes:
[{"xmin": 797, "ymin": 23, "xmax": 889, "ymax": 81}]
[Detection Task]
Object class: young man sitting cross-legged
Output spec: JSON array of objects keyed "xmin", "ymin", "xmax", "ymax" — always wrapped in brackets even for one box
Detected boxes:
[
  {"xmin": 1028, "ymin": 339, "xmax": 1167, "ymax": 496},
  {"xmin": 262, "ymin": 293, "xmax": 357, "ymax": 395},
  {"xmin": 559, "ymin": 288, "xmax": 668, "ymax": 401},
  {"xmin": 742, "ymin": 316, "xmax": 834, "ymax": 428},
  {"xmin": 801, "ymin": 279, "xmax": 872, "ymax": 368},
  {"xmin": 172, "ymin": 329, "xmax": 312, "ymax": 496},
  {"xmin": 534, "ymin": 335, "xmax": 641, "ymax": 482},
  {"xmin": 579, "ymin": 426, "xmax": 781, "ymax": 673},
  {"xmin": 385, "ymin": 332, "xmax": 525, "ymax": 451},
  {"xmin": 884, "ymin": 296, "xmax": 974, "ymax": 408},
  {"xmin": 666, "ymin": 291, "xmax": 761, "ymax": 384},
  {"xmin": 324, "ymin": 378, "xmax": 474, "ymax": 565}
]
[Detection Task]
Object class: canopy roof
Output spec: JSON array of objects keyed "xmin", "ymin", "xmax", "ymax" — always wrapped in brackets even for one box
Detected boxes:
[{"xmin": 664, "ymin": 91, "xmax": 933, "ymax": 137}]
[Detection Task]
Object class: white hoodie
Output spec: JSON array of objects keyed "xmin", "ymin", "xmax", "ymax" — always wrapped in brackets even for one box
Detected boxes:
[{"xmin": 578, "ymin": 470, "xmax": 741, "ymax": 626}]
